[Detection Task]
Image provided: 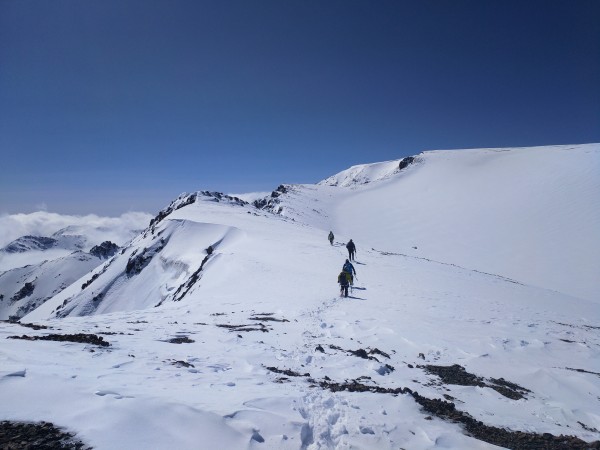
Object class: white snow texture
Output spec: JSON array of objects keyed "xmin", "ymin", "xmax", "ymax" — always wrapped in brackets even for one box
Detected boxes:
[{"xmin": 1, "ymin": 143, "xmax": 599, "ymax": 450}]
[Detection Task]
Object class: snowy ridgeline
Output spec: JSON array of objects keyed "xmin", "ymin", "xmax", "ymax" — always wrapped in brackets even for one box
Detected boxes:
[{"xmin": 0, "ymin": 143, "xmax": 599, "ymax": 449}]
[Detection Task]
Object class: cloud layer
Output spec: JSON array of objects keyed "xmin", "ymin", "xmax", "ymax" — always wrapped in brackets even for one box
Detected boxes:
[{"xmin": 0, "ymin": 211, "xmax": 152, "ymax": 248}]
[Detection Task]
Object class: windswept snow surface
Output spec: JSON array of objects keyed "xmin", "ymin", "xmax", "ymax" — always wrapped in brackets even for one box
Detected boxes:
[{"xmin": 1, "ymin": 144, "xmax": 599, "ymax": 449}]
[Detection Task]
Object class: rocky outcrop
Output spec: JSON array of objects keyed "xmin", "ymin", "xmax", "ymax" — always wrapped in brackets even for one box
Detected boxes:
[
  {"xmin": 253, "ymin": 185, "xmax": 290, "ymax": 212},
  {"xmin": 398, "ymin": 156, "xmax": 415, "ymax": 170},
  {"xmin": 126, "ymin": 239, "xmax": 166, "ymax": 276},
  {"xmin": 10, "ymin": 282, "xmax": 35, "ymax": 303},
  {"xmin": 89, "ymin": 241, "xmax": 119, "ymax": 259}
]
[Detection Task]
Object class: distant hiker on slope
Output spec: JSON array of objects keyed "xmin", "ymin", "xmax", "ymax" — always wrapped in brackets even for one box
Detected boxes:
[
  {"xmin": 342, "ymin": 259, "xmax": 356, "ymax": 285},
  {"xmin": 346, "ymin": 239, "xmax": 356, "ymax": 260},
  {"xmin": 338, "ymin": 270, "xmax": 350, "ymax": 297},
  {"xmin": 328, "ymin": 231, "xmax": 334, "ymax": 245}
]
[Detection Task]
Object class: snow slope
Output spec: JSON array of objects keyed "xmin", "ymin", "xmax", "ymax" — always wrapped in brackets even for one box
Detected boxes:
[
  {"xmin": 1, "ymin": 144, "xmax": 598, "ymax": 449},
  {"xmin": 0, "ymin": 212, "xmax": 150, "ymax": 319},
  {"xmin": 319, "ymin": 144, "xmax": 599, "ymax": 302},
  {"xmin": 0, "ymin": 252, "xmax": 103, "ymax": 320}
]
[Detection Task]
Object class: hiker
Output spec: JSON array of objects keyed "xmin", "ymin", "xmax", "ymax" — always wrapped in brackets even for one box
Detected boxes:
[
  {"xmin": 338, "ymin": 270, "xmax": 350, "ymax": 297},
  {"xmin": 342, "ymin": 259, "xmax": 356, "ymax": 285},
  {"xmin": 346, "ymin": 239, "xmax": 356, "ymax": 260},
  {"xmin": 328, "ymin": 231, "xmax": 334, "ymax": 245}
]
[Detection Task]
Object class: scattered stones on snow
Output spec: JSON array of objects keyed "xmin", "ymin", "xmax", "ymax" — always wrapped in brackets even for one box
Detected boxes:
[
  {"xmin": 0, "ymin": 421, "xmax": 89, "ymax": 450},
  {"xmin": 422, "ymin": 364, "xmax": 530, "ymax": 400},
  {"xmin": 328, "ymin": 344, "xmax": 390, "ymax": 361},
  {"xmin": 265, "ymin": 366, "xmax": 310, "ymax": 378},
  {"xmin": 167, "ymin": 336, "xmax": 195, "ymax": 344},
  {"xmin": 7, "ymin": 333, "xmax": 110, "ymax": 347},
  {"xmin": 170, "ymin": 360, "xmax": 195, "ymax": 368},
  {"xmin": 249, "ymin": 315, "xmax": 289, "ymax": 322},
  {"xmin": 216, "ymin": 323, "xmax": 271, "ymax": 333}
]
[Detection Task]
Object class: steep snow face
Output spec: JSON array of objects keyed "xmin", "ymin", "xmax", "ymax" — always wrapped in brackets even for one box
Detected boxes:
[
  {"xmin": 26, "ymin": 191, "xmax": 341, "ymax": 320},
  {"xmin": 0, "ymin": 252, "xmax": 102, "ymax": 320}
]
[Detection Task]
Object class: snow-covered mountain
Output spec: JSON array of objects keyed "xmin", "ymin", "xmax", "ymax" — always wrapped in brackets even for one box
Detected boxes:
[
  {"xmin": 2, "ymin": 144, "xmax": 599, "ymax": 449},
  {"xmin": 0, "ymin": 251, "xmax": 106, "ymax": 320},
  {"xmin": 0, "ymin": 213, "xmax": 150, "ymax": 319},
  {"xmin": 0, "ymin": 211, "xmax": 151, "ymax": 272}
]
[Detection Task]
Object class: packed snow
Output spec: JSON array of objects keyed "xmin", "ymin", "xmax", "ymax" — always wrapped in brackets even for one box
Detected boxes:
[{"xmin": 1, "ymin": 144, "xmax": 599, "ymax": 449}]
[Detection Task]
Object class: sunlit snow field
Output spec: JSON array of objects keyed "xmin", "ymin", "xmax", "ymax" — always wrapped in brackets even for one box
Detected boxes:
[{"xmin": 1, "ymin": 144, "xmax": 599, "ymax": 449}]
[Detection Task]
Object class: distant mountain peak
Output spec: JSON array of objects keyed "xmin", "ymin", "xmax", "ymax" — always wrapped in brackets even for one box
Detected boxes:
[
  {"xmin": 319, "ymin": 155, "xmax": 420, "ymax": 187},
  {"xmin": 1, "ymin": 236, "xmax": 58, "ymax": 253}
]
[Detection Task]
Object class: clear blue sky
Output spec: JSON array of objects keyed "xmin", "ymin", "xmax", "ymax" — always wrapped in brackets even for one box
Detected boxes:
[{"xmin": 1, "ymin": 0, "xmax": 599, "ymax": 215}]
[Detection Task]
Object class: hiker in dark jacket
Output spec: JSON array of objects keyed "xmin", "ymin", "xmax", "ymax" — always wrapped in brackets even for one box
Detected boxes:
[
  {"xmin": 328, "ymin": 231, "xmax": 334, "ymax": 245},
  {"xmin": 346, "ymin": 239, "xmax": 356, "ymax": 260},
  {"xmin": 338, "ymin": 271, "xmax": 350, "ymax": 297},
  {"xmin": 342, "ymin": 259, "xmax": 356, "ymax": 284}
]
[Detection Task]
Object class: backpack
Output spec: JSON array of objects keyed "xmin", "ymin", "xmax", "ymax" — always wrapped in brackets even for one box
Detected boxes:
[
  {"xmin": 343, "ymin": 262, "xmax": 353, "ymax": 273},
  {"xmin": 338, "ymin": 272, "xmax": 349, "ymax": 285}
]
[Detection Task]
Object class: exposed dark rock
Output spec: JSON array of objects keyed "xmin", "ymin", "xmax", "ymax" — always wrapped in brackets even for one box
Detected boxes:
[
  {"xmin": 253, "ymin": 185, "xmax": 290, "ymax": 211},
  {"xmin": 11, "ymin": 322, "xmax": 49, "ymax": 330},
  {"xmin": 565, "ymin": 367, "xmax": 600, "ymax": 377},
  {"xmin": 410, "ymin": 391, "xmax": 599, "ymax": 450},
  {"xmin": 398, "ymin": 156, "xmax": 415, "ymax": 170},
  {"xmin": 265, "ymin": 366, "xmax": 310, "ymax": 377},
  {"xmin": 149, "ymin": 193, "xmax": 198, "ymax": 228},
  {"xmin": 8, "ymin": 333, "xmax": 110, "ymax": 347},
  {"xmin": 270, "ymin": 185, "xmax": 288, "ymax": 198},
  {"xmin": 578, "ymin": 421, "xmax": 599, "ymax": 433},
  {"xmin": 249, "ymin": 316, "xmax": 289, "ymax": 322},
  {"xmin": 199, "ymin": 191, "xmax": 248, "ymax": 206},
  {"xmin": 126, "ymin": 239, "xmax": 166, "ymax": 276},
  {"xmin": 89, "ymin": 241, "xmax": 119, "ymax": 259},
  {"xmin": 329, "ymin": 345, "xmax": 388, "ymax": 361},
  {"xmin": 264, "ymin": 364, "xmax": 598, "ymax": 449},
  {"xmin": 0, "ymin": 420, "xmax": 89, "ymax": 450},
  {"xmin": 422, "ymin": 364, "xmax": 530, "ymax": 400},
  {"xmin": 81, "ymin": 274, "xmax": 97, "ymax": 289},
  {"xmin": 317, "ymin": 375, "xmax": 599, "ymax": 449},
  {"xmin": 369, "ymin": 348, "xmax": 390, "ymax": 359},
  {"xmin": 167, "ymin": 336, "xmax": 195, "ymax": 344},
  {"xmin": 216, "ymin": 323, "xmax": 270, "ymax": 333},
  {"xmin": 315, "ymin": 345, "xmax": 325, "ymax": 353},
  {"xmin": 319, "ymin": 378, "xmax": 406, "ymax": 395},
  {"xmin": 10, "ymin": 282, "xmax": 35, "ymax": 302},
  {"xmin": 166, "ymin": 253, "xmax": 211, "ymax": 303},
  {"xmin": 171, "ymin": 360, "xmax": 194, "ymax": 368},
  {"xmin": 423, "ymin": 364, "xmax": 485, "ymax": 387},
  {"xmin": 251, "ymin": 430, "xmax": 265, "ymax": 443}
]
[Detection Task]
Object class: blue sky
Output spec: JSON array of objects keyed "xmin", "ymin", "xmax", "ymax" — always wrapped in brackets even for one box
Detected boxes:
[{"xmin": 1, "ymin": 0, "xmax": 599, "ymax": 215}]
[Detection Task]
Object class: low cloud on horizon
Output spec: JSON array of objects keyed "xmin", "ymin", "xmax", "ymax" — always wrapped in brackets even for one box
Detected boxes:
[{"xmin": 0, "ymin": 210, "xmax": 153, "ymax": 248}]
